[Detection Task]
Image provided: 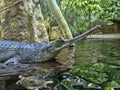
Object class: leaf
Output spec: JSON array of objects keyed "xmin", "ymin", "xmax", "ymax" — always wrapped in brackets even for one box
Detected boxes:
[{"xmin": 56, "ymin": 84, "xmax": 68, "ymax": 90}]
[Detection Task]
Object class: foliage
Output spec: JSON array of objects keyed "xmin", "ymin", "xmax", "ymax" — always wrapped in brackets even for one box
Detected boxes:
[
  {"xmin": 62, "ymin": 0, "xmax": 102, "ymax": 15},
  {"xmin": 53, "ymin": 76, "xmax": 102, "ymax": 90},
  {"xmin": 40, "ymin": 0, "xmax": 120, "ymax": 35},
  {"xmin": 61, "ymin": 0, "xmax": 102, "ymax": 35},
  {"xmin": 70, "ymin": 41, "xmax": 120, "ymax": 88},
  {"xmin": 40, "ymin": 0, "xmax": 63, "ymax": 23},
  {"xmin": 71, "ymin": 63, "xmax": 108, "ymax": 84},
  {"xmin": 70, "ymin": 63, "xmax": 120, "ymax": 89},
  {"xmin": 100, "ymin": 0, "xmax": 120, "ymax": 20},
  {"xmin": 61, "ymin": 0, "xmax": 120, "ymax": 35}
]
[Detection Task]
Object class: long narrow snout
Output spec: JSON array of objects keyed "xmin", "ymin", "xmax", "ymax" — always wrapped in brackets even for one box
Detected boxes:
[{"xmin": 52, "ymin": 25, "xmax": 102, "ymax": 52}]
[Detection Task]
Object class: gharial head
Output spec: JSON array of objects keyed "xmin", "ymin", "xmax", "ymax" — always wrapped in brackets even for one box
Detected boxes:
[
  {"xmin": 22, "ymin": 25, "xmax": 101, "ymax": 63},
  {"xmin": 33, "ymin": 37, "xmax": 67, "ymax": 62},
  {"xmin": 32, "ymin": 25, "xmax": 101, "ymax": 63}
]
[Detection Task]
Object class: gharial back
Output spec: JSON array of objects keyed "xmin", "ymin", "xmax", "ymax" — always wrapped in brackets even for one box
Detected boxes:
[
  {"xmin": 0, "ymin": 40, "xmax": 47, "ymax": 50},
  {"xmin": 0, "ymin": 40, "xmax": 25, "ymax": 50},
  {"xmin": 0, "ymin": 40, "xmax": 51, "ymax": 62}
]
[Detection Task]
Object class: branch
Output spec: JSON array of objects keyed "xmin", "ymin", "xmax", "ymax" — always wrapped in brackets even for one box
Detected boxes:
[{"xmin": 0, "ymin": 0, "xmax": 22, "ymax": 12}]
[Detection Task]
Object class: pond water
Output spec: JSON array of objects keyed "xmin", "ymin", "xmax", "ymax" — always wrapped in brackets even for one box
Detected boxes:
[
  {"xmin": 75, "ymin": 39, "xmax": 120, "ymax": 67},
  {"xmin": 72, "ymin": 39, "xmax": 120, "ymax": 89},
  {"xmin": 0, "ymin": 39, "xmax": 119, "ymax": 90}
]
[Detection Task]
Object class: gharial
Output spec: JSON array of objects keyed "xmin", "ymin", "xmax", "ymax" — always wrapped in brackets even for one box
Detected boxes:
[{"xmin": 0, "ymin": 25, "xmax": 101, "ymax": 67}]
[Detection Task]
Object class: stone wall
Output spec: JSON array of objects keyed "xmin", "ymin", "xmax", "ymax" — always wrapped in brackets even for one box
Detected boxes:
[{"xmin": 0, "ymin": 0, "xmax": 49, "ymax": 43}]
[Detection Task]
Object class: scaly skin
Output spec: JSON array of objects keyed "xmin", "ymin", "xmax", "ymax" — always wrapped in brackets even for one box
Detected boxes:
[
  {"xmin": 0, "ymin": 25, "xmax": 101, "ymax": 67},
  {"xmin": 0, "ymin": 40, "xmax": 51, "ymax": 62}
]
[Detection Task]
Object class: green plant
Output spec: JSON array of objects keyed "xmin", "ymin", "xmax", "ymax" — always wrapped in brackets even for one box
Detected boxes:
[{"xmin": 61, "ymin": 0, "xmax": 120, "ymax": 35}]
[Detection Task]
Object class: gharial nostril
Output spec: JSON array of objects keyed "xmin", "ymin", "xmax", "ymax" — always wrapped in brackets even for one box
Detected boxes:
[{"xmin": 11, "ymin": 62, "xmax": 15, "ymax": 63}]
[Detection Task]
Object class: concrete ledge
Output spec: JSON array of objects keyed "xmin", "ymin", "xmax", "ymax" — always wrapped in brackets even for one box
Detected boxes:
[{"xmin": 87, "ymin": 34, "xmax": 120, "ymax": 39}]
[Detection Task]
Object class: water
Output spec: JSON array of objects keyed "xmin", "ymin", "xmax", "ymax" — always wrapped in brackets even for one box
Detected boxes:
[
  {"xmin": 72, "ymin": 39, "xmax": 120, "ymax": 89},
  {"xmin": 0, "ymin": 39, "xmax": 119, "ymax": 90},
  {"xmin": 75, "ymin": 39, "xmax": 120, "ymax": 66}
]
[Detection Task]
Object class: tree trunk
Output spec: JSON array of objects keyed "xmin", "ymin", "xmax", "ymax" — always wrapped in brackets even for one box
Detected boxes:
[
  {"xmin": 44, "ymin": 0, "xmax": 74, "ymax": 67},
  {"xmin": 44, "ymin": 0, "xmax": 73, "ymax": 39},
  {"xmin": 0, "ymin": 0, "xmax": 49, "ymax": 43}
]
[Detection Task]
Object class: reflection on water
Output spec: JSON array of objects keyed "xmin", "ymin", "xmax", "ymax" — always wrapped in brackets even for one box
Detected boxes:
[
  {"xmin": 75, "ymin": 39, "xmax": 120, "ymax": 67},
  {"xmin": 73, "ymin": 39, "xmax": 120, "ymax": 88},
  {"xmin": 0, "ymin": 39, "xmax": 119, "ymax": 89}
]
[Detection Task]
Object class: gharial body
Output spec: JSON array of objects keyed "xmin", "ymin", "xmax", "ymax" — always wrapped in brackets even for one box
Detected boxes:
[{"xmin": 0, "ymin": 25, "xmax": 101, "ymax": 67}]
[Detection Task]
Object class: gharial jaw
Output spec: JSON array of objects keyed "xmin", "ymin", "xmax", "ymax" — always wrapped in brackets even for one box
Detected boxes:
[
  {"xmin": 3, "ymin": 25, "xmax": 101, "ymax": 65},
  {"xmin": 20, "ymin": 25, "xmax": 102, "ymax": 63}
]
